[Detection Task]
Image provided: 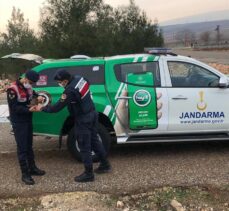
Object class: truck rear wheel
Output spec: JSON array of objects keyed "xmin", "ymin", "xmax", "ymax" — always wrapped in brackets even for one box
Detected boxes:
[{"xmin": 67, "ymin": 123, "xmax": 111, "ymax": 162}]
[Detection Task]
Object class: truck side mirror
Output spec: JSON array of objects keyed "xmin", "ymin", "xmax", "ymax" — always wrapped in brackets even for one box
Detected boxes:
[{"xmin": 218, "ymin": 77, "xmax": 228, "ymax": 88}]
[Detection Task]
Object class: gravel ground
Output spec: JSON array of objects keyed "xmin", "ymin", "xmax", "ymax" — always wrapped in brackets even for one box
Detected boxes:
[
  {"xmin": 0, "ymin": 121, "xmax": 229, "ymax": 198},
  {"xmin": 0, "ymin": 52, "xmax": 229, "ymax": 203}
]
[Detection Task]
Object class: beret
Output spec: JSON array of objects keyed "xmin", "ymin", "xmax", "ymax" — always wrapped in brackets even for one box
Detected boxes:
[
  {"xmin": 25, "ymin": 70, "xmax": 39, "ymax": 83},
  {"xmin": 54, "ymin": 69, "xmax": 72, "ymax": 81}
]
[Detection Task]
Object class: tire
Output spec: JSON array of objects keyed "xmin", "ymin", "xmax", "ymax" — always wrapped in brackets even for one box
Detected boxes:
[{"xmin": 67, "ymin": 123, "xmax": 111, "ymax": 162}]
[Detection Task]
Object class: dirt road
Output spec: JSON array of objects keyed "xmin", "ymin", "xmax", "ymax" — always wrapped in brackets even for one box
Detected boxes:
[
  {"xmin": 0, "ymin": 51, "xmax": 229, "ymax": 210},
  {"xmin": 0, "ymin": 123, "xmax": 229, "ymax": 199}
]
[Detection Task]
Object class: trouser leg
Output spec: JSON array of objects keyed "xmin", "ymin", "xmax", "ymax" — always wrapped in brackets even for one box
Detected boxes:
[
  {"xmin": 12, "ymin": 122, "xmax": 35, "ymax": 185},
  {"xmin": 91, "ymin": 112, "xmax": 111, "ymax": 173},
  {"xmin": 12, "ymin": 122, "xmax": 29, "ymax": 175},
  {"xmin": 74, "ymin": 122, "xmax": 95, "ymax": 182},
  {"xmin": 91, "ymin": 127, "xmax": 107, "ymax": 163},
  {"xmin": 76, "ymin": 132, "xmax": 93, "ymax": 170},
  {"xmin": 92, "ymin": 129, "xmax": 111, "ymax": 174},
  {"xmin": 91, "ymin": 112, "xmax": 109, "ymax": 165},
  {"xmin": 27, "ymin": 122, "xmax": 35, "ymax": 168},
  {"xmin": 25, "ymin": 122, "xmax": 45, "ymax": 176}
]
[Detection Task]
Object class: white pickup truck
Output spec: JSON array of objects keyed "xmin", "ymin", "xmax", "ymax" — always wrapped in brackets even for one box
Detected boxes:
[{"xmin": 117, "ymin": 48, "xmax": 229, "ymax": 143}]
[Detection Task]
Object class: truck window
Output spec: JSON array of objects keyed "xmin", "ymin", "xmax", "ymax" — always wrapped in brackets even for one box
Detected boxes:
[
  {"xmin": 114, "ymin": 62, "xmax": 161, "ymax": 87},
  {"xmin": 34, "ymin": 65, "xmax": 104, "ymax": 87},
  {"xmin": 168, "ymin": 61, "xmax": 219, "ymax": 87}
]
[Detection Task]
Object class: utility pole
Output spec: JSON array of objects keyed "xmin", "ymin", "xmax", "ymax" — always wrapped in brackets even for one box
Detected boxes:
[{"xmin": 215, "ymin": 25, "xmax": 220, "ymax": 45}]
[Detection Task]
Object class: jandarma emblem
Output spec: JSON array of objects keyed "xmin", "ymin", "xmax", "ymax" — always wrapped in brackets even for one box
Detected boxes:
[
  {"xmin": 133, "ymin": 90, "xmax": 151, "ymax": 107},
  {"xmin": 197, "ymin": 91, "xmax": 207, "ymax": 111}
]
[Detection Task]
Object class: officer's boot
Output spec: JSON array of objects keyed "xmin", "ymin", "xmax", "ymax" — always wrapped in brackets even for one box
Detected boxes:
[
  {"xmin": 94, "ymin": 159, "xmax": 111, "ymax": 174},
  {"xmin": 74, "ymin": 166, "xmax": 95, "ymax": 183},
  {"xmin": 28, "ymin": 161, "xmax": 46, "ymax": 176},
  {"xmin": 20, "ymin": 162, "xmax": 35, "ymax": 185}
]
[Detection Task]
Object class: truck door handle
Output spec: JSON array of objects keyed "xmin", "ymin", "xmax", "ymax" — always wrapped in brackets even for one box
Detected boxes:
[
  {"xmin": 117, "ymin": 96, "xmax": 132, "ymax": 100},
  {"xmin": 172, "ymin": 95, "xmax": 188, "ymax": 100}
]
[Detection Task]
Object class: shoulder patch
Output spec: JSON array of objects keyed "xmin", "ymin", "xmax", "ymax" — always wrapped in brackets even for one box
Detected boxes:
[
  {"xmin": 8, "ymin": 91, "xmax": 16, "ymax": 100},
  {"xmin": 60, "ymin": 94, "xmax": 67, "ymax": 102},
  {"xmin": 61, "ymin": 94, "xmax": 67, "ymax": 99},
  {"xmin": 75, "ymin": 78, "xmax": 89, "ymax": 99}
]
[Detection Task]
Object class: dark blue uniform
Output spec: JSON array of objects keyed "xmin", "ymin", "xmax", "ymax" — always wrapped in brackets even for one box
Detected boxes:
[
  {"xmin": 7, "ymin": 80, "xmax": 37, "ymax": 174},
  {"xmin": 42, "ymin": 76, "xmax": 107, "ymax": 170}
]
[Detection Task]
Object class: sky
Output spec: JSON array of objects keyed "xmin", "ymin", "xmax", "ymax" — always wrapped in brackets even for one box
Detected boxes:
[{"xmin": 0, "ymin": 0, "xmax": 229, "ymax": 32}]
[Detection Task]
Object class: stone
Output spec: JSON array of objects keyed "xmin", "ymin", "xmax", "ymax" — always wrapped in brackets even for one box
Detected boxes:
[
  {"xmin": 170, "ymin": 199, "xmax": 185, "ymax": 211},
  {"xmin": 117, "ymin": 201, "xmax": 125, "ymax": 209}
]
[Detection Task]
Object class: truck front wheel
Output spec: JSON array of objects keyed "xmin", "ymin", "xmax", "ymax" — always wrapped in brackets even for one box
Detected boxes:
[{"xmin": 67, "ymin": 123, "xmax": 111, "ymax": 162}]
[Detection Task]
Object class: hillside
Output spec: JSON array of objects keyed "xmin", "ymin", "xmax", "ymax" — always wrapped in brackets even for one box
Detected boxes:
[
  {"xmin": 160, "ymin": 10, "xmax": 229, "ymax": 26},
  {"xmin": 161, "ymin": 20, "xmax": 229, "ymax": 35},
  {"xmin": 161, "ymin": 20, "xmax": 229, "ymax": 44}
]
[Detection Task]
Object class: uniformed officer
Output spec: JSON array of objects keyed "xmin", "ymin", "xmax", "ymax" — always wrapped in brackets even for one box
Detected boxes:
[
  {"xmin": 7, "ymin": 70, "xmax": 46, "ymax": 185},
  {"xmin": 37, "ymin": 69, "xmax": 111, "ymax": 182}
]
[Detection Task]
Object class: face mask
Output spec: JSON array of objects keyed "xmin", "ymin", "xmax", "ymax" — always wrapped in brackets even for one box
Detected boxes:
[
  {"xmin": 24, "ymin": 83, "xmax": 32, "ymax": 89},
  {"xmin": 58, "ymin": 82, "xmax": 64, "ymax": 87},
  {"xmin": 58, "ymin": 81, "xmax": 67, "ymax": 87}
]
